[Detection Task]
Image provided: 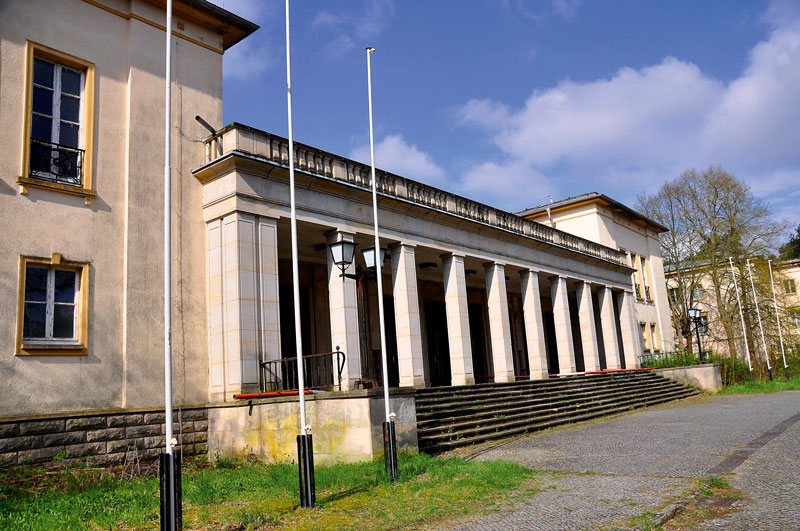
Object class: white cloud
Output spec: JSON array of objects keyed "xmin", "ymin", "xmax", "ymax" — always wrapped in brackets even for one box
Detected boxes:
[
  {"xmin": 313, "ymin": 0, "xmax": 395, "ymax": 58},
  {"xmin": 349, "ymin": 134, "xmax": 446, "ymax": 185},
  {"xmin": 454, "ymin": 11, "xmax": 800, "ymax": 220}
]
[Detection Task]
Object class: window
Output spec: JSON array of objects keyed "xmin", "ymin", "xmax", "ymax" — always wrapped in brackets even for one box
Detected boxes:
[
  {"xmin": 789, "ymin": 310, "xmax": 800, "ymax": 328},
  {"xmin": 691, "ymin": 286, "xmax": 705, "ymax": 301},
  {"xmin": 19, "ymin": 42, "xmax": 95, "ymax": 204},
  {"xmin": 668, "ymin": 288, "xmax": 680, "ymax": 303},
  {"xmin": 640, "ymin": 322, "xmax": 650, "ymax": 351},
  {"xmin": 17, "ymin": 255, "xmax": 89, "ymax": 355},
  {"xmin": 650, "ymin": 323, "xmax": 659, "ymax": 352},
  {"xmin": 785, "ymin": 279, "xmax": 796, "ymax": 294}
]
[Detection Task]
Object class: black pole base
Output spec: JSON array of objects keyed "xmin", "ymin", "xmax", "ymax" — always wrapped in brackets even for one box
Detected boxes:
[
  {"xmin": 297, "ymin": 434, "xmax": 316, "ymax": 508},
  {"xmin": 159, "ymin": 451, "xmax": 182, "ymax": 531},
  {"xmin": 383, "ymin": 420, "xmax": 398, "ymax": 481},
  {"xmin": 749, "ymin": 369, "xmax": 754, "ymax": 382},
  {"xmin": 785, "ymin": 366, "xmax": 790, "ymax": 382},
  {"xmin": 768, "ymin": 367, "xmax": 774, "ymax": 381}
]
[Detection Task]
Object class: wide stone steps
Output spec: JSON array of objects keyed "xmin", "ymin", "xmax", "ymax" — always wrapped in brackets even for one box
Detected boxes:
[{"xmin": 415, "ymin": 371, "xmax": 697, "ymax": 453}]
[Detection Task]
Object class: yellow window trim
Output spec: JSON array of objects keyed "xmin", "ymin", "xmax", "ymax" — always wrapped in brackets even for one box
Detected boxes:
[
  {"xmin": 19, "ymin": 41, "xmax": 96, "ymax": 206},
  {"xmin": 16, "ymin": 254, "xmax": 90, "ymax": 356}
]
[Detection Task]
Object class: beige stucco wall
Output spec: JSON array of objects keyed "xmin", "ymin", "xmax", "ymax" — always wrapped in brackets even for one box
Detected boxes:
[
  {"xmin": 0, "ymin": 0, "xmax": 224, "ymax": 415},
  {"xmin": 530, "ymin": 202, "xmax": 675, "ymax": 353},
  {"xmin": 207, "ymin": 391, "xmax": 418, "ymax": 464}
]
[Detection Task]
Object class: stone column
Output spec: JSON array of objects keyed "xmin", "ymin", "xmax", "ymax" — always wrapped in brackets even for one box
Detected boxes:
[
  {"xmin": 484, "ymin": 262, "xmax": 515, "ymax": 383},
  {"xmin": 327, "ymin": 230, "xmax": 362, "ymax": 389},
  {"xmin": 442, "ymin": 253, "xmax": 475, "ymax": 385},
  {"xmin": 520, "ymin": 270, "xmax": 549, "ymax": 379},
  {"xmin": 597, "ymin": 286, "xmax": 621, "ymax": 369},
  {"xmin": 207, "ymin": 212, "xmax": 262, "ymax": 402},
  {"xmin": 617, "ymin": 290, "xmax": 642, "ymax": 369},
  {"xmin": 257, "ymin": 217, "xmax": 281, "ymax": 367},
  {"xmin": 390, "ymin": 243, "xmax": 425, "ymax": 387},
  {"xmin": 576, "ymin": 282, "xmax": 601, "ymax": 372},
  {"xmin": 550, "ymin": 276, "xmax": 576, "ymax": 374}
]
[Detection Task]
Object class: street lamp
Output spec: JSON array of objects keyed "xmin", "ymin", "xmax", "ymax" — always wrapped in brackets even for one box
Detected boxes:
[
  {"xmin": 687, "ymin": 307, "xmax": 704, "ymax": 363},
  {"xmin": 328, "ymin": 239, "xmax": 357, "ymax": 277},
  {"xmin": 362, "ymin": 246, "xmax": 387, "ymax": 269}
]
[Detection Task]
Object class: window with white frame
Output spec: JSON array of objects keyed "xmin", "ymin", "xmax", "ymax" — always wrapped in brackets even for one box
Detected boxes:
[
  {"xmin": 691, "ymin": 286, "xmax": 705, "ymax": 301},
  {"xmin": 789, "ymin": 310, "xmax": 800, "ymax": 327},
  {"xmin": 29, "ymin": 57, "xmax": 84, "ymax": 186},
  {"xmin": 23, "ymin": 265, "xmax": 79, "ymax": 342},
  {"xmin": 17, "ymin": 256, "xmax": 89, "ymax": 355},
  {"xmin": 785, "ymin": 279, "xmax": 796, "ymax": 294}
]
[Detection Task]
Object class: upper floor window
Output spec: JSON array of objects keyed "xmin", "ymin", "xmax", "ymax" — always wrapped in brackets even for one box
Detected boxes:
[
  {"xmin": 785, "ymin": 279, "xmax": 796, "ymax": 294},
  {"xmin": 789, "ymin": 310, "xmax": 800, "ymax": 328},
  {"xmin": 691, "ymin": 286, "xmax": 705, "ymax": 301},
  {"xmin": 19, "ymin": 42, "xmax": 96, "ymax": 204},
  {"xmin": 30, "ymin": 57, "xmax": 84, "ymax": 186},
  {"xmin": 17, "ymin": 255, "xmax": 89, "ymax": 355}
]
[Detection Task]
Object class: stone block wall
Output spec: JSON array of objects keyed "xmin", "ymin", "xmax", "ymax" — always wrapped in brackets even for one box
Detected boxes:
[{"xmin": 0, "ymin": 406, "xmax": 208, "ymax": 467}]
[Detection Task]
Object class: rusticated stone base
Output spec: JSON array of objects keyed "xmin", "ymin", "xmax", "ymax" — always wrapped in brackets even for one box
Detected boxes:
[{"xmin": 0, "ymin": 406, "xmax": 208, "ymax": 468}]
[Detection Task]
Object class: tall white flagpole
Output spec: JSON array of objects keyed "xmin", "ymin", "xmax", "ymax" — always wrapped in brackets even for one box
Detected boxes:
[
  {"xmin": 748, "ymin": 259, "xmax": 773, "ymax": 380},
  {"xmin": 365, "ymin": 46, "xmax": 397, "ymax": 479},
  {"xmin": 730, "ymin": 258, "xmax": 753, "ymax": 380},
  {"xmin": 285, "ymin": 0, "xmax": 314, "ymax": 507},
  {"xmin": 163, "ymin": 1, "xmax": 177, "ymax": 528},
  {"xmin": 768, "ymin": 260, "xmax": 790, "ymax": 380}
]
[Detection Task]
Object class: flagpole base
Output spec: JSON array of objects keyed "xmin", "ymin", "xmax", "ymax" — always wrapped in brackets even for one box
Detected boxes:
[
  {"xmin": 785, "ymin": 367, "xmax": 790, "ymax": 381},
  {"xmin": 159, "ymin": 451, "xmax": 182, "ymax": 531},
  {"xmin": 383, "ymin": 420, "xmax": 398, "ymax": 481},
  {"xmin": 768, "ymin": 368, "xmax": 773, "ymax": 381},
  {"xmin": 297, "ymin": 434, "xmax": 316, "ymax": 507}
]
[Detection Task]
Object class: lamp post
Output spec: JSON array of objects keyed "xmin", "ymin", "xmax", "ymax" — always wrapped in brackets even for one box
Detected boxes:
[{"xmin": 687, "ymin": 307, "xmax": 704, "ymax": 363}]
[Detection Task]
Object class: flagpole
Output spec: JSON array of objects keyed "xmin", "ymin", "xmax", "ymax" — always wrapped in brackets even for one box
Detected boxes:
[
  {"xmin": 748, "ymin": 259, "xmax": 773, "ymax": 381},
  {"xmin": 285, "ymin": 0, "xmax": 315, "ymax": 507},
  {"xmin": 162, "ymin": 1, "xmax": 179, "ymax": 529},
  {"xmin": 730, "ymin": 258, "xmax": 753, "ymax": 381},
  {"xmin": 768, "ymin": 260, "xmax": 790, "ymax": 380},
  {"xmin": 366, "ymin": 46, "xmax": 397, "ymax": 480}
]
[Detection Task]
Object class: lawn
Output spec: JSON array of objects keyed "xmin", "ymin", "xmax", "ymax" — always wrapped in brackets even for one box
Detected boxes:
[
  {"xmin": 718, "ymin": 375, "xmax": 800, "ymax": 395},
  {"xmin": 0, "ymin": 453, "xmax": 538, "ymax": 530}
]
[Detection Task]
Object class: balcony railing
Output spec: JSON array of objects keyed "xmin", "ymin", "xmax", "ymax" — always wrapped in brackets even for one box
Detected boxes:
[
  {"xmin": 644, "ymin": 285, "xmax": 651, "ymax": 300},
  {"xmin": 260, "ymin": 348, "xmax": 346, "ymax": 392},
  {"xmin": 29, "ymin": 139, "xmax": 84, "ymax": 187},
  {"xmin": 200, "ymin": 125, "xmax": 629, "ymax": 267},
  {"xmin": 635, "ymin": 283, "xmax": 642, "ymax": 298}
]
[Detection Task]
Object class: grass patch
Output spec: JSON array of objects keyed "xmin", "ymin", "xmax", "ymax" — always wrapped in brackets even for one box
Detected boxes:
[
  {"xmin": 718, "ymin": 376, "xmax": 800, "ymax": 395},
  {"xmin": 0, "ymin": 453, "xmax": 537, "ymax": 530}
]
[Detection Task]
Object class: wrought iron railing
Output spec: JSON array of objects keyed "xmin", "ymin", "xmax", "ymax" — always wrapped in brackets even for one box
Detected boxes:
[
  {"xmin": 639, "ymin": 349, "xmax": 702, "ymax": 368},
  {"xmin": 260, "ymin": 348, "xmax": 346, "ymax": 392},
  {"xmin": 634, "ymin": 283, "xmax": 642, "ymax": 298},
  {"xmin": 29, "ymin": 139, "xmax": 84, "ymax": 187},
  {"xmin": 644, "ymin": 285, "xmax": 651, "ymax": 300}
]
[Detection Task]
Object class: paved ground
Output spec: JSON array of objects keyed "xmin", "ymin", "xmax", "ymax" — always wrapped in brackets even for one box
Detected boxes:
[{"xmin": 444, "ymin": 391, "xmax": 800, "ymax": 530}]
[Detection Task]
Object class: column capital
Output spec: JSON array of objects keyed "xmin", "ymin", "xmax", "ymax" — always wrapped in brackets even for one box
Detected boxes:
[
  {"xmin": 483, "ymin": 261, "xmax": 505, "ymax": 271},
  {"xmin": 440, "ymin": 251, "xmax": 465, "ymax": 261},
  {"xmin": 388, "ymin": 241, "xmax": 416, "ymax": 251},
  {"xmin": 519, "ymin": 268, "xmax": 540, "ymax": 277}
]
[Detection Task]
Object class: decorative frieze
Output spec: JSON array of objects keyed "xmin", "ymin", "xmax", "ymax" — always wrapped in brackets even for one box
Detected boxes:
[{"xmin": 210, "ymin": 125, "xmax": 627, "ymax": 267}]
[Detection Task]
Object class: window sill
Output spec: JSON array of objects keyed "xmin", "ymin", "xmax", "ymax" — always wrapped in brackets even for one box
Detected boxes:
[
  {"xmin": 17, "ymin": 176, "xmax": 96, "ymax": 205},
  {"xmin": 18, "ymin": 343, "xmax": 87, "ymax": 356}
]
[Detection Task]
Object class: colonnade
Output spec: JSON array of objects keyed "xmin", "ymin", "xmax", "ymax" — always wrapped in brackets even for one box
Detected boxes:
[{"xmin": 207, "ymin": 217, "xmax": 643, "ymax": 400}]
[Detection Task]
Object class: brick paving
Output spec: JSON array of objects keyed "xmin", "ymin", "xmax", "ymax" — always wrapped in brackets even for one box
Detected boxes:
[{"xmin": 442, "ymin": 391, "xmax": 800, "ymax": 530}]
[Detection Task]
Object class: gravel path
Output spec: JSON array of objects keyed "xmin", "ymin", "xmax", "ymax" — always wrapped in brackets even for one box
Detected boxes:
[{"xmin": 444, "ymin": 391, "xmax": 800, "ymax": 530}]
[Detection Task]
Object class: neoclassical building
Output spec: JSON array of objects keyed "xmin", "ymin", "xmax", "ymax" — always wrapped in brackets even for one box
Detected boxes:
[{"xmin": 0, "ymin": 0, "xmax": 659, "ymax": 466}]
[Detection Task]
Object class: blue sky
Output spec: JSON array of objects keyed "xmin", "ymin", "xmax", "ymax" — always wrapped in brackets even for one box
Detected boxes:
[{"xmin": 210, "ymin": 0, "xmax": 800, "ymax": 228}]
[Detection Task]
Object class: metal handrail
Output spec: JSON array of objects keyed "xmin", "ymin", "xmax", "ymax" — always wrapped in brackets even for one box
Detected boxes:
[{"xmin": 260, "ymin": 347, "xmax": 346, "ymax": 392}]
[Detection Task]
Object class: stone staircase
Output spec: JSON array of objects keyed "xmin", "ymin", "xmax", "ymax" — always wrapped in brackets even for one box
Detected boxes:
[{"xmin": 415, "ymin": 370, "xmax": 698, "ymax": 454}]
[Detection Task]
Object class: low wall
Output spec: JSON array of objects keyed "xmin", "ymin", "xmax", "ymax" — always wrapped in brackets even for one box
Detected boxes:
[
  {"xmin": 208, "ymin": 389, "xmax": 417, "ymax": 465},
  {"xmin": 655, "ymin": 364, "xmax": 722, "ymax": 392},
  {"xmin": 0, "ymin": 406, "xmax": 208, "ymax": 467}
]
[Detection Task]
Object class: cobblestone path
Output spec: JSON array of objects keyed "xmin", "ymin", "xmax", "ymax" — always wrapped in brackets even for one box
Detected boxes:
[{"xmin": 441, "ymin": 391, "xmax": 800, "ymax": 530}]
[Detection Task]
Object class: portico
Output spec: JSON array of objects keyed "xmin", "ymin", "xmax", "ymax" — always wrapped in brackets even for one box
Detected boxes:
[{"xmin": 193, "ymin": 124, "xmax": 643, "ymax": 400}]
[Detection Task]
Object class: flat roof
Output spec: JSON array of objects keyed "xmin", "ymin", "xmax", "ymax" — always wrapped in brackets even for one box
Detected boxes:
[{"xmin": 517, "ymin": 192, "xmax": 669, "ymax": 233}]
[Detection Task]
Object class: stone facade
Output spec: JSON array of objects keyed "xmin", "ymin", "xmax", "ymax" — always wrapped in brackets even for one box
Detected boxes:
[{"xmin": 0, "ymin": 407, "xmax": 208, "ymax": 467}]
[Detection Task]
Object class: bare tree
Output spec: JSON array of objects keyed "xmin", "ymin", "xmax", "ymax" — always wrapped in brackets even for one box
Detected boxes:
[{"xmin": 638, "ymin": 166, "xmax": 788, "ymax": 362}]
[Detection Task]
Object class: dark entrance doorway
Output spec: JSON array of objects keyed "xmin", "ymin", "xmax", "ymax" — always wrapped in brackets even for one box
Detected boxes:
[
  {"xmin": 543, "ymin": 311, "xmax": 559, "ymax": 374},
  {"xmin": 468, "ymin": 303, "xmax": 492, "ymax": 383},
  {"xmin": 383, "ymin": 295, "xmax": 400, "ymax": 388},
  {"xmin": 424, "ymin": 300, "xmax": 451, "ymax": 386}
]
